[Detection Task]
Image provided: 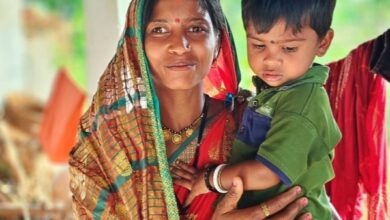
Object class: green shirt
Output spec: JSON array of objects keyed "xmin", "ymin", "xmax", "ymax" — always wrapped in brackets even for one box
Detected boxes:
[{"xmin": 229, "ymin": 64, "xmax": 342, "ymax": 219}]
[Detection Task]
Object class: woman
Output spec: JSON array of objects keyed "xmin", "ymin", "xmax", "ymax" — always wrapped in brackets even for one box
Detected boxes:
[{"xmin": 69, "ymin": 0, "xmax": 310, "ymax": 219}]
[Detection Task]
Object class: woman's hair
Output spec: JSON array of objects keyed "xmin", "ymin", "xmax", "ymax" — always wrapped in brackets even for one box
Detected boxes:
[
  {"xmin": 142, "ymin": 0, "xmax": 225, "ymax": 35},
  {"xmin": 242, "ymin": 0, "xmax": 336, "ymax": 39}
]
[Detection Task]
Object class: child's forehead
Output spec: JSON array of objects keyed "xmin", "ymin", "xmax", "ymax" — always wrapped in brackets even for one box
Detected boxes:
[{"xmin": 247, "ymin": 19, "xmax": 317, "ymax": 43}]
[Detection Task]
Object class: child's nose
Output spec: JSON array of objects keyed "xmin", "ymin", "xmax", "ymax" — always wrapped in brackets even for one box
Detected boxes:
[{"xmin": 263, "ymin": 50, "xmax": 282, "ymax": 67}]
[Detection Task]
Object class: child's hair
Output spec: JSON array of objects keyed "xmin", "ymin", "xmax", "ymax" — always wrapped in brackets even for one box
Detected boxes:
[{"xmin": 242, "ymin": 0, "xmax": 336, "ymax": 39}]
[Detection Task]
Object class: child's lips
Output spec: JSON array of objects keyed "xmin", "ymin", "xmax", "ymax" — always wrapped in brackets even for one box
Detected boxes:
[{"xmin": 262, "ymin": 72, "xmax": 282, "ymax": 81}]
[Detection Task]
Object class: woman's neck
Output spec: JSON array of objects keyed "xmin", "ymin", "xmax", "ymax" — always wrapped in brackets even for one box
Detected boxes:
[{"xmin": 157, "ymin": 89, "xmax": 205, "ymax": 131}]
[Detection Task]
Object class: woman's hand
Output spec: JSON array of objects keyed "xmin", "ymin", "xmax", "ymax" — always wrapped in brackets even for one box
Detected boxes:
[
  {"xmin": 170, "ymin": 161, "xmax": 211, "ymax": 206},
  {"xmin": 170, "ymin": 161, "xmax": 198, "ymax": 190},
  {"xmin": 182, "ymin": 169, "xmax": 209, "ymax": 206},
  {"xmin": 212, "ymin": 177, "xmax": 312, "ymax": 220}
]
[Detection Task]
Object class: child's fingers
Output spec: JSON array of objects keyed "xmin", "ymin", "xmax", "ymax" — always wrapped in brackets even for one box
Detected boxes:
[
  {"xmin": 296, "ymin": 212, "xmax": 312, "ymax": 220},
  {"xmin": 184, "ymin": 192, "xmax": 196, "ymax": 207}
]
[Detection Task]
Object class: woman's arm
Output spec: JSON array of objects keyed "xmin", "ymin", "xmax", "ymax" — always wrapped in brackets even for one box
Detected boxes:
[
  {"xmin": 212, "ymin": 177, "xmax": 312, "ymax": 220},
  {"xmin": 171, "ymin": 162, "xmax": 312, "ymax": 219}
]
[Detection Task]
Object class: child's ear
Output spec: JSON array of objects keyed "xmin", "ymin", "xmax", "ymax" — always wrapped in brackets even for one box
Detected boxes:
[{"xmin": 316, "ymin": 29, "xmax": 334, "ymax": 57}]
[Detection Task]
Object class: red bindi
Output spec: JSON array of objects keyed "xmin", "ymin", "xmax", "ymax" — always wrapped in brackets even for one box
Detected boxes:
[{"xmin": 175, "ymin": 18, "xmax": 180, "ymax": 23}]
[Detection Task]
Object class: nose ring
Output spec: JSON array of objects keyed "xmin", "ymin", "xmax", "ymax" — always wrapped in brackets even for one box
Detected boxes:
[
  {"xmin": 168, "ymin": 43, "xmax": 191, "ymax": 53},
  {"xmin": 184, "ymin": 43, "xmax": 191, "ymax": 50}
]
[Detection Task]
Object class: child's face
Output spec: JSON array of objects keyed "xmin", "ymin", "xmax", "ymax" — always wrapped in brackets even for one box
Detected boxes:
[{"xmin": 246, "ymin": 19, "xmax": 333, "ymax": 87}]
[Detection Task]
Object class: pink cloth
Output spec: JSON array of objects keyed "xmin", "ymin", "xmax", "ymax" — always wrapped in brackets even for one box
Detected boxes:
[{"xmin": 325, "ymin": 38, "xmax": 388, "ymax": 220}]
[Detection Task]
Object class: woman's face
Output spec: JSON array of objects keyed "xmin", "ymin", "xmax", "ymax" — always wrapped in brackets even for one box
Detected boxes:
[{"xmin": 144, "ymin": 0, "xmax": 219, "ymax": 91}]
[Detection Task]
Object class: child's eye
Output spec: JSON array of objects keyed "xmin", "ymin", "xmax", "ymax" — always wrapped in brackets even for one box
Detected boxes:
[
  {"xmin": 253, "ymin": 44, "xmax": 265, "ymax": 50},
  {"xmin": 282, "ymin": 46, "xmax": 298, "ymax": 53}
]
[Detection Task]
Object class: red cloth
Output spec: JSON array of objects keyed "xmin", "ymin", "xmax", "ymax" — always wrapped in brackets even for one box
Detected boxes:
[
  {"xmin": 204, "ymin": 30, "xmax": 239, "ymax": 101},
  {"xmin": 325, "ymin": 40, "xmax": 388, "ymax": 220},
  {"xmin": 174, "ymin": 28, "xmax": 240, "ymax": 220},
  {"xmin": 174, "ymin": 111, "xmax": 233, "ymax": 219},
  {"xmin": 39, "ymin": 69, "xmax": 86, "ymax": 163}
]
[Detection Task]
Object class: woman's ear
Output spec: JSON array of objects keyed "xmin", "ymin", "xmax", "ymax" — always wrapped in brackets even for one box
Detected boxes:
[
  {"xmin": 213, "ymin": 32, "xmax": 221, "ymax": 60},
  {"xmin": 211, "ymin": 49, "xmax": 219, "ymax": 67},
  {"xmin": 316, "ymin": 29, "xmax": 334, "ymax": 57},
  {"xmin": 214, "ymin": 48, "xmax": 220, "ymax": 60}
]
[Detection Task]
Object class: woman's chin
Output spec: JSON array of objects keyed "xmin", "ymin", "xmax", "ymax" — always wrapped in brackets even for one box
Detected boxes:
[{"xmin": 158, "ymin": 80, "xmax": 201, "ymax": 91}]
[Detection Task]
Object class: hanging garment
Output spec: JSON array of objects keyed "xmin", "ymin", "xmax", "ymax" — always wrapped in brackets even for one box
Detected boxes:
[{"xmin": 325, "ymin": 29, "xmax": 389, "ymax": 220}]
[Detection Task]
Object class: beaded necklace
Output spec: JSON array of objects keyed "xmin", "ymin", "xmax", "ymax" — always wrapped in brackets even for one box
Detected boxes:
[
  {"xmin": 162, "ymin": 114, "xmax": 203, "ymax": 145},
  {"xmin": 162, "ymin": 96, "xmax": 209, "ymax": 148}
]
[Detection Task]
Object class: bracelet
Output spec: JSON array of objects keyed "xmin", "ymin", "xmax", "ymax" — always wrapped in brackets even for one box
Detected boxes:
[
  {"xmin": 204, "ymin": 166, "xmax": 217, "ymax": 192},
  {"xmin": 213, "ymin": 164, "xmax": 228, "ymax": 193},
  {"xmin": 217, "ymin": 164, "xmax": 227, "ymax": 192}
]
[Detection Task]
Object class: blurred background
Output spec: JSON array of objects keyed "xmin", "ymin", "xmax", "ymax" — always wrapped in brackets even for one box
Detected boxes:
[{"xmin": 0, "ymin": 0, "xmax": 389, "ymax": 219}]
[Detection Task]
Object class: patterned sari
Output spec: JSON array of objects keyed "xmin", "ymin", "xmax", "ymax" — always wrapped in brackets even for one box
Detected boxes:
[{"xmin": 68, "ymin": 0, "xmax": 240, "ymax": 219}]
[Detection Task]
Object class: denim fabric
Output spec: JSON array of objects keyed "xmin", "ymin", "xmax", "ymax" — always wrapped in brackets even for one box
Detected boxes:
[{"xmin": 236, "ymin": 107, "xmax": 271, "ymax": 148}]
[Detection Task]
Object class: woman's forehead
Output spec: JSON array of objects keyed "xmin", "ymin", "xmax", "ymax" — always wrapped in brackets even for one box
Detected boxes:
[{"xmin": 150, "ymin": 0, "xmax": 207, "ymax": 21}]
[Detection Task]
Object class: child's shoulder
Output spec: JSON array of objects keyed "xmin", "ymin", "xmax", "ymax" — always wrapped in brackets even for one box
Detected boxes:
[{"xmin": 276, "ymin": 83, "xmax": 330, "ymax": 114}]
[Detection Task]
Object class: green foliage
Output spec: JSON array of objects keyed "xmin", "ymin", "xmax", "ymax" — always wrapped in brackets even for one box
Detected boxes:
[
  {"xmin": 322, "ymin": 0, "xmax": 390, "ymax": 64},
  {"xmin": 25, "ymin": 0, "xmax": 82, "ymax": 17},
  {"xmin": 221, "ymin": 3, "xmax": 251, "ymax": 89},
  {"xmin": 25, "ymin": 0, "xmax": 86, "ymax": 89}
]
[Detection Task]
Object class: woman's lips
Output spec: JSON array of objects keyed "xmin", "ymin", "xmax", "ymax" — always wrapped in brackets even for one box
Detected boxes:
[{"xmin": 166, "ymin": 62, "xmax": 196, "ymax": 71}]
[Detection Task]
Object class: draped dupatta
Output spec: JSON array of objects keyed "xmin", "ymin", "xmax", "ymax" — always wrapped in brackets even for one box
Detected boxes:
[{"xmin": 69, "ymin": 0, "xmax": 240, "ymax": 219}]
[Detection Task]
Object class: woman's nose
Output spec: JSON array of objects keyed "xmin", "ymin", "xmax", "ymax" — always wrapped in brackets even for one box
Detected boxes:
[{"xmin": 168, "ymin": 33, "xmax": 191, "ymax": 55}]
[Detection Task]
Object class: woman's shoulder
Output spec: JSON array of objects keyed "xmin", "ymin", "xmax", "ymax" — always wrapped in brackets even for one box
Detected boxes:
[{"xmin": 208, "ymin": 89, "xmax": 252, "ymax": 124}]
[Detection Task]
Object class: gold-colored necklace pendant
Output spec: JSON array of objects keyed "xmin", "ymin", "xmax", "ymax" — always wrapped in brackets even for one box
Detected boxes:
[
  {"xmin": 185, "ymin": 128, "xmax": 194, "ymax": 137},
  {"xmin": 163, "ymin": 129, "xmax": 171, "ymax": 141},
  {"xmin": 172, "ymin": 133, "xmax": 182, "ymax": 144},
  {"xmin": 162, "ymin": 112, "xmax": 204, "ymax": 145}
]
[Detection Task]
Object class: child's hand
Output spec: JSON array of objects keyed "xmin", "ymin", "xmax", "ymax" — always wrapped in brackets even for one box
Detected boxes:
[
  {"xmin": 170, "ymin": 161, "xmax": 211, "ymax": 206},
  {"xmin": 183, "ymin": 170, "xmax": 209, "ymax": 207},
  {"xmin": 170, "ymin": 160, "xmax": 198, "ymax": 190}
]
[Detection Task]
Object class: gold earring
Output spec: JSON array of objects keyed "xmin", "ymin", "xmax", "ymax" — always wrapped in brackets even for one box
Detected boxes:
[{"xmin": 214, "ymin": 50, "xmax": 219, "ymax": 59}]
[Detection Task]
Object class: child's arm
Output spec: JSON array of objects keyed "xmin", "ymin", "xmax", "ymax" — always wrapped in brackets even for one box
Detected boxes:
[
  {"xmin": 170, "ymin": 160, "xmax": 280, "ymax": 207},
  {"xmin": 218, "ymin": 160, "xmax": 280, "ymax": 191}
]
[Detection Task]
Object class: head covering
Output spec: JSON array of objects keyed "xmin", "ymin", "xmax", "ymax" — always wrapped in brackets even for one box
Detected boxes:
[{"xmin": 69, "ymin": 0, "xmax": 240, "ymax": 219}]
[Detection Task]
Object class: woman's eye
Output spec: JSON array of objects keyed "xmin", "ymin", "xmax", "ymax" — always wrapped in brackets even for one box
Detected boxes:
[
  {"xmin": 188, "ymin": 26, "xmax": 207, "ymax": 33},
  {"xmin": 283, "ymin": 46, "xmax": 298, "ymax": 53},
  {"xmin": 151, "ymin": 27, "xmax": 168, "ymax": 34}
]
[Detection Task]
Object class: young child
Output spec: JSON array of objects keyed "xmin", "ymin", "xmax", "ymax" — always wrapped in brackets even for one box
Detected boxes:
[{"xmin": 174, "ymin": 0, "xmax": 342, "ymax": 219}]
